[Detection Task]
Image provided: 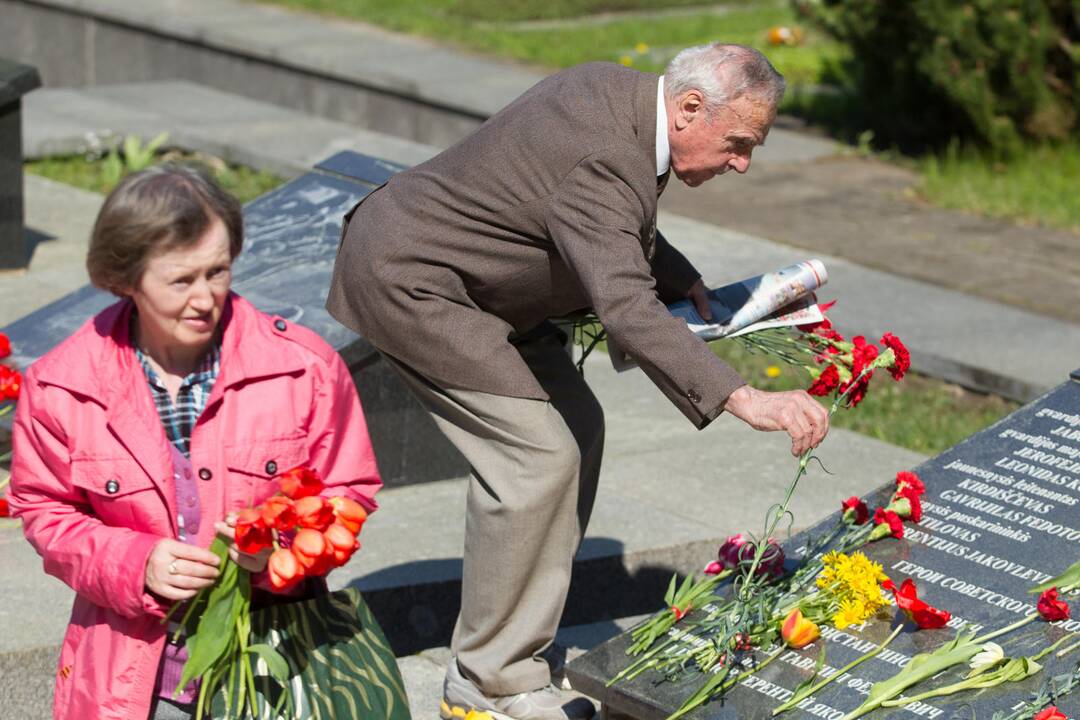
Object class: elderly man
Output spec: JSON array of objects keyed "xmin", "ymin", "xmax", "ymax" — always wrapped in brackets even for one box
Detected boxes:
[{"xmin": 327, "ymin": 43, "xmax": 828, "ymax": 720}]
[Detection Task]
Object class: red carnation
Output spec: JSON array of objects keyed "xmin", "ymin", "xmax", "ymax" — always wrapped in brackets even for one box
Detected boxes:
[
  {"xmin": 1034, "ymin": 707, "xmax": 1067, "ymax": 720},
  {"xmin": 870, "ymin": 507, "xmax": 905, "ymax": 540},
  {"xmin": 895, "ymin": 471, "xmax": 925, "ymax": 497},
  {"xmin": 0, "ymin": 497, "xmax": 9, "ymax": 518},
  {"xmin": 0, "ymin": 332, "xmax": 10, "ymax": 359},
  {"xmin": 880, "ymin": 332, "xmax": 911, "ymax": 381},
  {"xmin": 883, "ymin": 578, "xmax": 951, "ymax": 629},
  {"xmin": 841, "ymin": 496, "xmax": 869, "ymax": 525},
  {"xmin": 808, "ymin": 364, "xmax": 840, "ymax": 397},
  {"xmin": 1037, "ymin": 588, "xmax": 1071, "ymax": 622},
  {"xmin": 797, "ymin": 301, "xmax": 837, "ymax": 334},
  {"xmin": 838, "ymin": 337, "xmax": 878, "ymax": 407},
  {"xmin": 888, "ymin": 487, "xmax": 923, "ymax": 522}
]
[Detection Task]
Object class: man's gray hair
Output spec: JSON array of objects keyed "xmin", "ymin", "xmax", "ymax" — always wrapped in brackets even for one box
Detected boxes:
[{"xmin": 664, "ymin": 43, "xmax": 786, "ymax": 115}]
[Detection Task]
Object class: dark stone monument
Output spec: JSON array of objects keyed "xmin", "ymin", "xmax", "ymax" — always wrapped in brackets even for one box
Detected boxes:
[
  {"xmin": 0, "ymin": 58, "xmax": 41, "ymax": 270},
  {"xmin": 0, "ymin": 151, "xmax": 469, "ymax": 486},
  {"xmin": 568, "ymin": 370, "xmax": 1080, "ymax": 719}
]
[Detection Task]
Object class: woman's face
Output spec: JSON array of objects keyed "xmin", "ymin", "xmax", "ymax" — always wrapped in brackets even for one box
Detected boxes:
[{"xmin": 130, "ymin": 217, "xmax": 233, "ymax": 356}]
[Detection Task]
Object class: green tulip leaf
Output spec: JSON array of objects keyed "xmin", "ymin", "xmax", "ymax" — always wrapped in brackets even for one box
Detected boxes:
[{"xmin": 1029, "ymin": 559, "xmax": 1080, "ymax": 594}]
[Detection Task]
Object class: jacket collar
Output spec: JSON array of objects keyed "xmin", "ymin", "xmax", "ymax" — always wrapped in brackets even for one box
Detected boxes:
[{"xmin": 34, "ymin": 292, "xmax": 304, "ymax": 402}]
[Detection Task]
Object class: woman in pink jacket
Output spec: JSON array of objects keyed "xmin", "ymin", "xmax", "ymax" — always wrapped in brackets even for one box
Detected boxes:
[{"xmin": 8, "ymin": 165, "xmax": 382, "ymax": 720}]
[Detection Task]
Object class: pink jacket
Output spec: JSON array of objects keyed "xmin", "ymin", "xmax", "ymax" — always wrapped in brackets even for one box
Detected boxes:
[{"xmin": 9, "ymin": 294, "xmax": 382, "ymax": 720}]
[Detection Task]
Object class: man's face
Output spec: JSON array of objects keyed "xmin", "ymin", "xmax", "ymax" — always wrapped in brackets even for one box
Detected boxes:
[{"xmin": 667, "ymin": 91, "xmax": 775, "ymax": 187}]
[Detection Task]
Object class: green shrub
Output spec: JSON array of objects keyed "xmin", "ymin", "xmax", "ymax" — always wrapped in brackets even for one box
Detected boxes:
[{"xmin": 794, "ymin": 0, "xmax": 1079, "ymax": 154}]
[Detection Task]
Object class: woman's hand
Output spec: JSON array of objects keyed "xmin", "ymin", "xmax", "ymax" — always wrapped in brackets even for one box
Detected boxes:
[
  {"xmin": 215, "ymin": 513, "xmax": 273, "ymax": 573},
  {"xmin": 145, "ymin": 539, "xmax": 221, "ymax": 601}
]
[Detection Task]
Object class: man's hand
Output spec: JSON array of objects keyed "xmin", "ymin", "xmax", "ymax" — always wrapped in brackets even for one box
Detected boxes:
[
  {"xmin": 723, "ymin": 385, "xmax": 829, "ymax": 456},
  {"xmin": 688, "ymin": 279, "xmax": 713, "ymax": 321}
]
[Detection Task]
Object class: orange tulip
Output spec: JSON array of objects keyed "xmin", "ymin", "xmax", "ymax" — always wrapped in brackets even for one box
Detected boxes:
[
  {"xmin": 781, "ymin": 608, "xmax": 820, "ymax": 648},
  {"xmin": 234, "ymin": 508, "xmax": 273, "ymax": 554},
  {"xmin": 292, "ymin": 528, "xmax": 333, "ymax": 575},
  {"xmin": 294, "ymin": 496, "xmax": 335, "ymax": 531},
  {"xmin": 260, "ymin": 495, "xmax": 297, "ymax": 531},
  {"xmin": 277, "ymin": 466, "xmax": 323, "ymax": 500},
  {"xmin": 328, "ymin": 496, "xmax": 368, "ymax": 534},
  {"xmin": 324, "ymin": 522, "xmax": 360, "ymax": 567},
  {"xmin": 268, "ymin": 547, "xmax": 305, "ymax": 590}
]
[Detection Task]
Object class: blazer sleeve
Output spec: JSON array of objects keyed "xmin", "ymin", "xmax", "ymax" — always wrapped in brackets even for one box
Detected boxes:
[
  {"xmin": 8, "ymin": 373, "xmax": 162, "ymax": 619},
  {"xmin": 546, "ymin": 150, "xmax": 744, "ymax": 428},
  {"xmin": 651, "ymin": 229, "xmax": 701, "ymax": 304}
]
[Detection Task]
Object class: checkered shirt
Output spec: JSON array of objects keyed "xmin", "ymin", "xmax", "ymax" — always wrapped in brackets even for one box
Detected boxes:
[{"xmin": 135, "ymin": 341, "xmax": 221, "ymax": 458}]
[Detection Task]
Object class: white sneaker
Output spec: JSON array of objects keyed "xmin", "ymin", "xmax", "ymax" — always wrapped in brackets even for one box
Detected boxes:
[{"xmin": 440, "ymin": 658, "xmax": 596, "ymax": 720}]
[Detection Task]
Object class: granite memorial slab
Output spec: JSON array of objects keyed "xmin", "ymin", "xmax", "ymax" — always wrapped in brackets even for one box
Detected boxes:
[
  {"xmin": 568, "ymin": 370, "xmax": 1080, "ymax": 719},
  {"xmin": 0, "ymin": 58, "xmax": 41, "ymax": 269},
  {"xmin": 1, "ymin": 150, "xmax": 469, "ymax": 486}
]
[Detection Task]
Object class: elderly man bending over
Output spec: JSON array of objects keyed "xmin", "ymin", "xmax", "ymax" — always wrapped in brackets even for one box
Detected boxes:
[{"xmin": 328, "ymin": 42, "xmax": 829, "ymax": 720}]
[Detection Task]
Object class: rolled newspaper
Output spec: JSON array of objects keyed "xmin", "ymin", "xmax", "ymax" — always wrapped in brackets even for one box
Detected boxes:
[{"xmin": 714, "ymin": 259, "xmax": 828, "ymax": 335}]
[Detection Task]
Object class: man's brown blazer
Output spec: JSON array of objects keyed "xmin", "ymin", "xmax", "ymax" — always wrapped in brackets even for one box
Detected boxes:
[{"xmin": 327, "ymin": 62, "xmax": 744, "ymax": 427}]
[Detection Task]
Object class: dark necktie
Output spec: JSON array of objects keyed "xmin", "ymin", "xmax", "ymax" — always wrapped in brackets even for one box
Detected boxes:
[{"xmin": 657, "ymin": 169, "xmax": 670, "ymax": 197}]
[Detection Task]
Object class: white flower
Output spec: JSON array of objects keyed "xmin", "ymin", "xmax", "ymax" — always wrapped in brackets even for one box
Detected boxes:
[{"xmin": 968, "ymin": 642, "xmax": 1005, "ymax": 675}]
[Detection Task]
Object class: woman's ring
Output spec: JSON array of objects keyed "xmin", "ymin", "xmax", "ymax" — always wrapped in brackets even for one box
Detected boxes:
[{"xmin": 168, "ymin": 561, "xmax": 179, "ymax": 575}]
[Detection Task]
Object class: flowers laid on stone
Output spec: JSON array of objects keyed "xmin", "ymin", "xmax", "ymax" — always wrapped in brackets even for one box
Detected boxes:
[{"xmin": 166, "ymin": 466, "xmax": 366, "ymax": 717}]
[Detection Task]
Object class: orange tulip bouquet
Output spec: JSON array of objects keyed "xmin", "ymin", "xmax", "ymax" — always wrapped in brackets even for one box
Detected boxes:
[{"xmin": 165, "ymin": 466, "xmax": 368, "ymax": 718}]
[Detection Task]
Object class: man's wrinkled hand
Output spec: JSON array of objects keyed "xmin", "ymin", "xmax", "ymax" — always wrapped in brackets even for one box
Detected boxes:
[{"xmin": 722, "ymin": 385, "xmax": 829, "ymax": 457}]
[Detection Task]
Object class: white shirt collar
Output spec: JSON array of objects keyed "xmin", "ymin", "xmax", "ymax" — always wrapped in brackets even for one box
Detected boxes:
[{"xmin": 656, "ymin": 75, "xmax": 670, "ymax": 177}]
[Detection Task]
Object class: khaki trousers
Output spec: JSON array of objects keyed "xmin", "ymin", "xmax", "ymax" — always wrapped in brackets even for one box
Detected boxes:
[{"xmin": 381, "ymin": 332, "xmax": 605, "ymax": 695}]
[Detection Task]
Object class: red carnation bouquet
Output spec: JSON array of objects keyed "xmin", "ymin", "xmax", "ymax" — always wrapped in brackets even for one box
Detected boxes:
[{"xmin": 166, "ymin": 466, "xmax": 367, "ymax": 718}]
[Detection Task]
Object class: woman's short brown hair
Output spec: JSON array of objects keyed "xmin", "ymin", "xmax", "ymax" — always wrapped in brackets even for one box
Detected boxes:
[{"xmin": 87, "ymin": 164, "xmax": 244, "ymax": 296}]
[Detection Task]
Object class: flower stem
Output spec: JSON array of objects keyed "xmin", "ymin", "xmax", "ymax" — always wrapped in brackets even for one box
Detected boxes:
[
  {"xmin": 974, "ymin": 614, "xmax": 1037, "ymax": 644},
  {"xmin": 772, "ymin": 624, "xmax": 903, "ymax": 716},
  {"xmin": 667, "ymin": 648, "xmax": 784, "ymax": 720},
  {"xmin": 1054, "ymin": 633, "xmax": 1080, "ymax": 659}
]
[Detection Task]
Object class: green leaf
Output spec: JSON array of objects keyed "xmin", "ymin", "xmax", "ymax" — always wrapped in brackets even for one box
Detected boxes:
[
  {"xmin": 663, "ymin": 573, "xmax": 678, "ymax": 606},
  {"xmin": 245, "ymin": 643, "xmax": 290, "ymax": 682},
  {"xmin": 175, "ymin": 558, "xmax": 240, "ymax": 693},
  {"xmin": 1029, "ymin": 559, "xmax": 1080, "ymax": 594}
]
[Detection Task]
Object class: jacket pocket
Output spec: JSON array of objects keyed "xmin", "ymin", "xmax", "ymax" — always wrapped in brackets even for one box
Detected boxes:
[
  {"xmin": 71, "ymin": 456, "xmax": 161, "ymax": 530},
  {"xmin": 224, "ymin": 434, "xmax": 309, "ymax": 505}
]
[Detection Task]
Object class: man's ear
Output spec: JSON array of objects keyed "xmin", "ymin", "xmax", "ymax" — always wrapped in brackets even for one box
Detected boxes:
[{"xmin": 674, "ymin": 91, "xmax": 704, "ymax": 130}]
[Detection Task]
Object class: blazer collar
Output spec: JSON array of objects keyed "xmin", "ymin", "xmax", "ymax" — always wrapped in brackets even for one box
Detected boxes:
[{"xmin": 633, "ymin": 71, "xmax": 661, "ymax": 177}]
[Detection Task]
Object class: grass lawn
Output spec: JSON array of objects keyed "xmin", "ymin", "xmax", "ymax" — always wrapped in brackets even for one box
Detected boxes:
[
  {"xmin": 26, "ymin": 152, "xmax": 285, "ymax": 204},
  {"xmin": 252, "ymin": 0, "xmax": 841, "ymax": 85},
  {"xmin": 576, "ymin": 324, "xmax": 1016, "ymax": 456},
  {"xmin": 917, "ymin": 139, "xmax": 1080, "ymax": 233}
]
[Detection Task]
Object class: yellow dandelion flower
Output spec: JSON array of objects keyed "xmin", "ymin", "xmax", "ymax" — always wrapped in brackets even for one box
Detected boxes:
[
  {"xmin": 619, "ymin": 55, "xmax": 634, "ymax": 66},
  {"xmin": 833, "ymin": 597, "xmax": 865, "ymax": 629},
  {"xmin": 765, "ymin": 365, "xmax": 782, "ymax": 378},
  {"xmin": 635, "ymin": 42, "xmax": 650, "ymax": 54}
]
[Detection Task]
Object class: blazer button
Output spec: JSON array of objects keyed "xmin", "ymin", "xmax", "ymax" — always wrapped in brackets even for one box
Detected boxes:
[
  {"xmin": 198, "ymin": 468, "xmax": 212, "ymax": 481},
  {"xmin": 265, "ymin": 460, "xmax": 278, "ymax": 475},
  {"xmin": 105, "ymin": 479, "xmax": 120, "ymax": 495},
  {"xmin": 687, "ymin": 389, "xmax": 702, "ymax": 403},
  {"xmin": 274, "ymin": 319, "xmax": 287, "ymax": 331}
]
